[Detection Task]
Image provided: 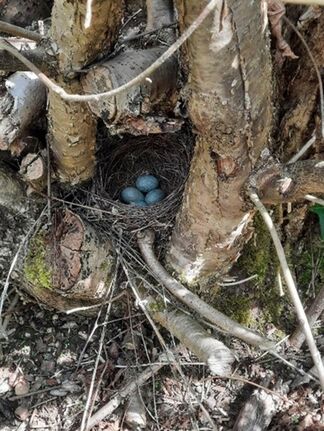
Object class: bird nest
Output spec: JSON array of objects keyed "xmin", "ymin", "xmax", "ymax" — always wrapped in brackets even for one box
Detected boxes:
[{"xmin": 81, "ymin": 131, "xmax": 193, "ymax": 241}]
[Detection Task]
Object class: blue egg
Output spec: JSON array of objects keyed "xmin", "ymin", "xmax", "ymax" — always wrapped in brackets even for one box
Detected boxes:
[
  {"xmin": 121, "ymin": 187, "xmax": 144, "ymax": 203},
  {"xmin": 132, "ymin": 200, "xmax": 148, "ymax": 207},
  {"xmin": 145, "ymin": 189, "xmax": 165, "ymax": 205},
  {"xmin": 136, "ymin": 175, "xmax": 159, "ymax": 193}
]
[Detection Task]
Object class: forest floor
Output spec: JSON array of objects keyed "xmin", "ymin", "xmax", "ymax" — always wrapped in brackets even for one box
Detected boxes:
[{"xmin": 0, "ymin": 289, "xmax": 323, "ymax": 431}]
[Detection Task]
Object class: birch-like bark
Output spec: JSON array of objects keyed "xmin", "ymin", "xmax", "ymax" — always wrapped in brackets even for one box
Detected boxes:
[{"xmin": 167, "ymin": 0, "xmax": 272, "ymax": 284}]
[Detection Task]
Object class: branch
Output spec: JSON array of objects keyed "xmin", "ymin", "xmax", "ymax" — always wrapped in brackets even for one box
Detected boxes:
[
  {"xmin": 249, "ymin": 191, "xmax": 324, "ymax": 391},
  {"xmin": 0, "ymin": 0, "xmax": 218, "ymax": 102},
  {"xmin": 137, "ymin": 230, "xmax": 275, "ymax": 351},
  {"xmin": 85, "ymin": 354, "xmax": 167, "ymax": 431},
  {"xmin": 253, "ymin": 160, "xmax": 324, "ymax": 204},
  {"xmin": 0, "ymin": 45, "xmax": 56, "ymax": 73},
  {"xmin": 0, "ymin": 20, "xmax": 42, "ymax": 42},
  {"xmin": 153, "ymin": 308, "xmax": 235, "ymax": 375}
]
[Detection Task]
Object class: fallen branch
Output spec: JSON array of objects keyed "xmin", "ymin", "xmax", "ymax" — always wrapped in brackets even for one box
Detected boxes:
[
  {"xmin": 124, "ymin": 389, "xmax": 147, "ymax": 429},
  {"xmin": 85, "ymin": 354, "xmax": 167, "ymax": 431},
  {"xmin": 249, "ymin": 191, "xmax": 324, "ymax": 390},
  {"xmin": 152, "ymin": 306, "xmax": 235, "ymax": 376},
  {"xmin": 0, "ymin": 20, "xmax": 42, "ymax": 42},
  {"xmin": 137, "ymin": 230, "xmax": 275, "ymax": 351},
  {"xmin": 0, "ymin": 72, "xmax": 46, "ymax": 150},
  {"xmin": 253, "ymin": 160, "xmax": 324, "ymax": 204},
  {"xmin": 0, "ymin": 0, "xmax": 218, "ymax": 102},
  {"xmin": 233, "ymin": 373, "xmax": 290, "ymax": 431}
]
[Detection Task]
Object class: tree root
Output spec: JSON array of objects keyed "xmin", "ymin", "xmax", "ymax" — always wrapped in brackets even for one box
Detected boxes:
[{"xmin": 137, "ymin": 229, "xmax": 275, "ymax": 351}]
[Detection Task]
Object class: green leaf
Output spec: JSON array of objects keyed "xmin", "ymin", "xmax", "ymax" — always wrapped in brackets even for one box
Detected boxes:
[{"xmin": 310, "ymin": 204, "xmax": 324, "ymax": 240}]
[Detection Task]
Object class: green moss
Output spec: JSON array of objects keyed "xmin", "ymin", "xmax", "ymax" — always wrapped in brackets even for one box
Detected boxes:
[
  {"xmin": 224, "ymin": 212, "xmax": 290, "ymax": 332},
  {"xmin": 24, "ymin": 232, "xmax": 52, "ymax": 290},
  {"xmin": 214, "ymin": 290, "xmax": 253, "ymax": 326},
  {"xmin": 149, "ymin": 298, "xmax": 166, "ymax": 313},
  {"xmin": 238, "ymin": 213, "xmax": 273, "ymax": 284}
]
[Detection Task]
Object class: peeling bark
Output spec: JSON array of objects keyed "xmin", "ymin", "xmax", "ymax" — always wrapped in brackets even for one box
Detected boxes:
[
  {"xmin": 48, "ymin": 80, "xmax": 97, "ymax": 184},
  {"xmin": 22, "ymin": 209, "xmax": 115, "ymax": 312},
  {"xmin": 82, "ymin": 48, "xmax": 178, "ymax": 134},
  {"xmin": 48, "ymin": 0, "xmax": 123, "ymax": 183},
  {"xmin": 0, "ymin": 72, "xmax": 46, "ymax": 150},
  {"xmin": 253, "ymin": 159, "xmax": 324, "ymax": 204},
  {"xmin": 167, "ymin": 0, "xmax": 273, "ymax": 283},
  {"xmin": 146, "ymin": 0, "xmax": 174, "ymax": 31},
  {"xmin": 50, "ymin": 0, "xmax": 123, "ymax": 76}
]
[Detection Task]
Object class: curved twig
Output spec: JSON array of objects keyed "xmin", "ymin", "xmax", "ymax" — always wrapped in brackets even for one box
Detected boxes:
[
  {"xmin": 0, "ymin": 0, "xmax": 218, "ymax": 102},
  {"xmin": 249, "ymin": 191, "xmax": 324, "ymax": 390},
  {"xmin": 0, "ymin": 20, "xmax": 42, "ymax": 42},
  {"xmin": 137, "ymin": 230, "xmax": 275, "ymax": 351}
]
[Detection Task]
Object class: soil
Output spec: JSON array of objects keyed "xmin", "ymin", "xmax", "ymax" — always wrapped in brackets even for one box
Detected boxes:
[{"xmin": 0, "ymin": 291, "xmax": 323, "ymax": 431}]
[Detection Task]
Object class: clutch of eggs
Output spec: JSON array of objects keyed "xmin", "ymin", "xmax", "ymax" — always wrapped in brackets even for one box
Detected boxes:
[{"xmin": 121, "ymin": 174, "xmax": 165, "ymax": 207}]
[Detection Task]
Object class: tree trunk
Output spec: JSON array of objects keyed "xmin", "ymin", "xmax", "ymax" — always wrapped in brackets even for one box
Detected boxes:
[
  {"xmin": 167, "ymin": 0, "xmax": 272, "ymax": 284},
  {"xmin": 48, "ymin": 0, "xmax": 123, "ymax": 183}
]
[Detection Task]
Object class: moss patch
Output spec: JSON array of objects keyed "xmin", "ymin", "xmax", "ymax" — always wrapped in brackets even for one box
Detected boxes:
[
  {"xmin": 238, "ymin": 213, "xmax": 273, "ymax": 284},
  {"xmin": 24, "ymin": 232, "xmax": 52, "ymax": 290},
  {"xmin": 213, "ymin": 289, "xmax": 253, "ymax": 326}
]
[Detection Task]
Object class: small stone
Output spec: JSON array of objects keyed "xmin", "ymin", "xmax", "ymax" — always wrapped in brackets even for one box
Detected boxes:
[
  {"xmin": 15, "ymin": 379, "xmax": 30, "ymax": 396},
  {"xmin": 15, "ymin": 406, "xmax": 30, "ymax": 421}
]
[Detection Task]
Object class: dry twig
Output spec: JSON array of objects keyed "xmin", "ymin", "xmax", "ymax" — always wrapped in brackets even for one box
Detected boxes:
[
  {"xmin": 249, "ymin": 191, "xmax": 324, "ymax": 390},
  {"xmin": 137, "ymin": 229, "xmax": 275, "ymax": 351},
  {"xmin": 0, "ymin": 20, "xmax": 42, "ymax": 42},
  {"xmin": 0, "ymin": 0, "xmax": 218, "ymax": 102}
]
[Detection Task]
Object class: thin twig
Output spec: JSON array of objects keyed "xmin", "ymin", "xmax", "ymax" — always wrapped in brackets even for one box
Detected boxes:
[
  {"xmin": 65, "ymin": 291, "xmax": 126, "ymax": 315},
  {"xmin": 137, "ymin": 230, "xmax": 275, "ymax": 351},
  {"xmin": 249, "ymin": 191, "xmax": 324, "ymax": 390},
  {"xmin": 218, "ymin": 274, "xmax": 258, "ymax": 287},
  {"xmin": 80, "ymin": 272, "xmax": 118, "ymax": 431},
  {"xmin": 0, "ymin": 0, "xmax": 218, "ymax": 102},
  {"xmin": 0, "ymin": 20, "xmax": 42, "ymax": 42},
  {"xmin": 305, "ymin": 194, "xmax": 324, "ymax": 206},
  {"xmin": 85, "ymin": 353, "xmax": 168, "ymax": 431},
  {"xmin": 288, "ymin": 134, "xmax": 316, "ymax": 164},
  {"xmin": 0, "ymin": 207, "xmax": 47, "ymax": 323}
]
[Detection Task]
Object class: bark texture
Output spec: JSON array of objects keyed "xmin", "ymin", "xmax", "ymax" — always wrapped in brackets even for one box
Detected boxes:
[
  {"xmin": 82, "ymin": 48, "xmax": 178, "ymax": 135},
  {"xmin": 146, "ymin": 0, "xmax": 174, "ymax": 31},
  {"xmin": 153, "ymin": 308, "xmax": 234, "ymax": 375},
  {"xmin": 167, "ymin": 0, "xmax": 272, "ymax": 283},
  {"xmin": 50, "ymin": 0, "xmax": 123, "ymax": 76},
  {"xmin": 48, "ymin": 0, "xmax": 123, "ymax": 183},
  {"xmin": 48, "ymin": 80, "xmax": 97, "ymax": 184},
  {"xmin": 0, "ymin": 72, "xmax": 46, "ymax": 151},
  {"xmin": 253, "ymin": 159, "xmax": 324, "ymax": 204},
  {"xmin": 22, "ymin": 209, "xmax": 115, "ymax": 312}
]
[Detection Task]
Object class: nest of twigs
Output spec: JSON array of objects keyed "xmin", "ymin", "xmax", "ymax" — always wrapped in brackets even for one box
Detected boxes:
[{"xmin": 80, "ymin": 132, "xmax": 192, "ymax": 243}]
